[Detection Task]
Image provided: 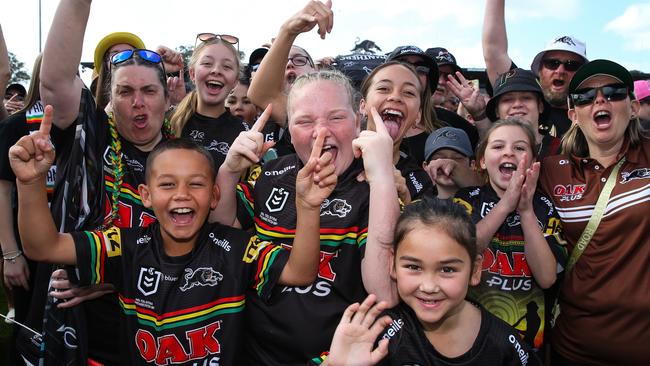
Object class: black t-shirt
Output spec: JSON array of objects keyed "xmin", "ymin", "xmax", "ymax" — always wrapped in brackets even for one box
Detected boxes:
[
  {"xmin": 434, "ymin": 107, "xmax": 479, "ymax": 151},
  {"xmin": 396, "ymin": 151, "xmax": 435, "ymax": 200},
  {"xmin": 401, "ymin": 131, "xmax": 429, "ymax": 166},
  {"xmin": 72, "ymin": 221, "xmax": 289, "ymax": 365},
  {"xmin": 181, "ymin": 110, "xmax": 250, "ymax": 170},
  {"xmin": 544, "ymin": 106, "xmax": 571, "ymax": 139},
  {"xmin": 377, "ymin": 302, "xmax": 542, "ymax": 366},
  {"xmin": 237, "ymin": 154, "xmax": 370, "ymax": 365}
]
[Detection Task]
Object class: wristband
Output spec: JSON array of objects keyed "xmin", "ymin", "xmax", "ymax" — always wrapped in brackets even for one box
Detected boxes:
[{"xmin": 3, "ymin": 250, "xmax": 23, "ymax": 263}]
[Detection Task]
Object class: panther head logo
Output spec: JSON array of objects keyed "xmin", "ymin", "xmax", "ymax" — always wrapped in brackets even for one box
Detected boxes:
[
  {"xmin": 320, "ymin": 198, "xmax": 352, "ymax": 218},
  {"xmin": 179, "ymin": 267, "xmax": 223, "ymax": 292}
]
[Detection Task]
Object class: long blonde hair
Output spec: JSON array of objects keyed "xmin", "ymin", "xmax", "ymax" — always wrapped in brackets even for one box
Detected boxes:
[
  {"xmin": 561, "ymin": 114, "xmax": 644, "ymax": 157},
  {"xmin": 171, "ymin": 38, "xmax": 241, "ymax": 137}
]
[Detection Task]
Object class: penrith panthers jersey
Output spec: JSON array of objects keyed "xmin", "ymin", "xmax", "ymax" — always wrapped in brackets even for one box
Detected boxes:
[
  {"xmin": 72, "ymin": 221, "xmax": 288, "ymax": 365},
  {"xmin": 237, "ymin": 154, "xmax": 370, "ymax": 365}
]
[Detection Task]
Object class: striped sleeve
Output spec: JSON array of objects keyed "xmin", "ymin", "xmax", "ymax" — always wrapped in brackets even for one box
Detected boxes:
[
  {"xmin": 72, "ymin": 226, "xmax": 123, "ymax": 288},
  {"xmin": 242, "ymin": 235, "xmax": 289, "ymax": 301},
  {"xmin": 236, "ymin": 180, "xmax": 256, "ymax": 230}
]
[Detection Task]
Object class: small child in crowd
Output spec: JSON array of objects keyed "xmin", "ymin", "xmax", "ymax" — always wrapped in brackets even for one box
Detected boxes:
[
  {"xmin": 10, "ymin": 105, "xmax": 337, "ymax": 365},
  {"xmin": 321, "ymin": 198, "xmax": 541, "ymax": 366},
  {"xmin": 453, "ymin": 119, "xmax": 566, "ymax": 352},
  {"xmin": 422, "ymin": 126, "xmax": 478, "ymax": 199}
]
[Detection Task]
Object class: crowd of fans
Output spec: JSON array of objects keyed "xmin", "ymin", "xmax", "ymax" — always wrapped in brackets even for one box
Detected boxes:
[{"xmin": 1, "ymin": 0, "xmax": 649, "ymax": 365}]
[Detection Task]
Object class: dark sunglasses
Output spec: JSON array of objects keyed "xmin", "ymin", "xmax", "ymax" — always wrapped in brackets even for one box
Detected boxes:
[
  {"xmin": 288, "ymin": 55, "xmax": 313, "ymax": 67},
  {"xmin": 196, "ymin": 33, "xmax": 239, "ymax": 50},
  {"xmin": 541, "ymin": 58, "xmax": 584, "ymax": 72},
  {"xmin": 111, "ymin": 49, "xmax": 162, "ymax": 66},
  {"xmin": 570, "ymin": 84, "xmax": 629, "ymax": 107}
]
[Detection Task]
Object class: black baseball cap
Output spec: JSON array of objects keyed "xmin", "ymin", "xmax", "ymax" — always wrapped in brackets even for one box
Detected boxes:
[
  {"xmin": 249, "ymin": 46, "xmax": 269, "ymax": 66},
  {"xmin": 569, "ymin": 59, "xmax": 634, "ymax": 94},
  {"xmin": 387, "ymin": 45, "xmax": 439, "ymax": 93},
  {"xmin": 424, "ymin": 127, "xmax": 474, "ymax": 162},
  {"xmin": 5, "ymin": 83, "xmax": 26, "ymax": 97},
  {"xmin": 425, "ymin": 47, "xmax": 462, "ymax": 75}
]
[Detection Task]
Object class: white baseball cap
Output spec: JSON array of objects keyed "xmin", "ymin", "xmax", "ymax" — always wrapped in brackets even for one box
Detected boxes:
[{"xmin": 530, "ymin": 36, "xmax": 588, "ymax": 76}]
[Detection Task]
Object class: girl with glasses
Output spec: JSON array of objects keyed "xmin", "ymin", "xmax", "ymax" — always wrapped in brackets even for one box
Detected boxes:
[
  {"xmin": 170, "ymin": 33, "xmax": 250, "ymax": 170},
  {"xmin": 539, "ymin": 60, "xmax": 650, "ymax": 366}
]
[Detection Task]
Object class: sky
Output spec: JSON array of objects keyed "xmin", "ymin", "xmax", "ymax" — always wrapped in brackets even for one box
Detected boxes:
[{"xmin": 2, "ymin": 0, "xmax": 650, "ymax": 85}]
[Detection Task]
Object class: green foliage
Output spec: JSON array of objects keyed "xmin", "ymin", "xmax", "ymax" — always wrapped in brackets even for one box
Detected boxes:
[{"xmin": 8, "ymin": 52, "xmax": 30, "ymax": 84}]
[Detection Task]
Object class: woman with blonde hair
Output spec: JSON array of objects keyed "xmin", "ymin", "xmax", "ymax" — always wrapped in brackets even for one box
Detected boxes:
[
  {"xmin": 171, "ymin": 33, "xmax": 250, "ymax": 169},
  {"xmin": 539, "ymin": 59, "xmax": 650, "ymax": 366}
]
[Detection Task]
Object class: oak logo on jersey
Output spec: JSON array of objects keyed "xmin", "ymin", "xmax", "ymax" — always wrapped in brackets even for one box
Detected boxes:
[
  {"xmin": 266, "ymin": 187, "xmax": 289, "ymax": 212},
  {"xmin": 136, "ymin": 320, "xmax": 221, "ymax": 365},
  {"xmin": 320, "ymin": 198, "xmax": 352, "ymax": 218},
  {"xmin": 206, "ymin": 140, "xmax": 230, "ymax": 155},
  {"xmin": 553, "ymin": 184, "xmax": 585, "ymax": 201},
  {"xmin": 104, "ymin": 226, "xmax": 122, "ymax": 257},
  {"xmin": 179, "ymin": 267, "xmax": 223, "ymax": 292},
  {"xmin": 620, "ymin": 168, "xmax": 650, "ymax": 184},
  {"xmin": 137, "ymin": 267, "xmax": 162, "ymax": 296}
]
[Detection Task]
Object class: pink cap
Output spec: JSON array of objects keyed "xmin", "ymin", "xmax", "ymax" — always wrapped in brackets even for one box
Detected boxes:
[{"xmin": 634, "ymin": 80, "xmax": 650, "ymax": 101}]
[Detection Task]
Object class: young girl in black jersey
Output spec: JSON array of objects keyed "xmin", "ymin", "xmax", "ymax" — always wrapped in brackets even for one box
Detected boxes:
[
  {"xmin": 171, "ymin": 33, "xmax": 250, "ymax": 170},
  {"xmin": 321, "ymin": 198, "xmax": 541, "ymax": 366},
  {"xmin": 453, "ymin": 119, "xmax": 566, "ymax": 352}
]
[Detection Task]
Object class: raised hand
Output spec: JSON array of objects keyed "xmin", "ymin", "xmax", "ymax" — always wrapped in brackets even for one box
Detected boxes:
[
  {"xmin": 222, "ymin": 104, "xmax": 275, "ymax": 174},
  {"xmin": 9, "ymin": 105, "xmax": 56, "ymax": 184},
  {"xmin": 167, "ymin": 64, "xmax": 186, "ymax": 106},
  {"xmin": 283, "ymin": 0, "xmax": 333, "ymax": 39},
  {"xmin": 517, "ymin": 161, "xmax": 540, "ymax": 214},
  {"xmin": 500, "ymin": 153, "xmax": 527, "ymax": 213},
  {"xmin": 446, "ymin": 71, "xmax": 486, "ymax": 120},
  {"xmin": 353, "ymin": 107, "xmax": 394, "ymax": 185},
  {"xmin": 324, "ymin": 294, "xmax": 391, "ymax": 366},
  {"xmin": 296, "ymin": 128, "xmax": 337, "ymax": 210},
  {"xmin": 156, "ymin": 45, "xmax": 184, "ymax": 74},
  {"xmin": 4, "ymin": 93, "xmax": 24, "ymax": 115}
]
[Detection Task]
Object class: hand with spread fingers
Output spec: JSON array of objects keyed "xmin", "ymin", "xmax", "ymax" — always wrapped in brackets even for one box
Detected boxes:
[
  {"xmin": 296, "ymin": 127, "xmax": 338, "ymax": 210},
  {"xmin": 517, "ymin": 162, "xmax": 540, "ymax": 214},
  {"xmin": 500, "ymin": 154, "xmax": 527, "ymax": 213},
  {"xmin": 446, "ymin": 71, "xmax": 486, "ymax": 120},
  {"xmin": 323, "ymin": 294, "xmax": 392, "ymax": 366},
  {"xmin": 282, "ymin": 0, "xmax": 334, "ymax": 39},
  {"xmin": 222, "ymin": 104, "xmax": 275, "ymax": 174},
  {"xmin": 9, "ymin": 105, "xmax": 56, "ymax": 185},
  {"xmin": 353, "ymin": 107, "xmax": 395, "ymax": 185},
  {"xmin": 4, "ymin": 93, "xmax": 24, "ymax": 115}
]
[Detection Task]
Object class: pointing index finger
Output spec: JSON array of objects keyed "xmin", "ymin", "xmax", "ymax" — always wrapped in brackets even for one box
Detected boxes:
[
  {"xmin": 370, "ymin": 107, "xmax": 389, "ymax": 136},
  {"xmin": 39, "ymin": 105, "xmax": 54, "ymax": 137},
  {"xmin": 310, "ymin": 127, "xmax": 327, "ymax": 160},
  {"xmin": 251, "ymin": 103, "xmax": 272, "ymax": 132}
]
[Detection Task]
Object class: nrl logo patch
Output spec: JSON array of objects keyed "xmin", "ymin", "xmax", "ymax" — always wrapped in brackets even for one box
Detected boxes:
[
  {"xmin": 179, "ymin": 267, "xmax": 223, "ymax": 292},
  {"xmin": 320, "ymin": 198, "xmax": 352, "ymax": 218},
  {"xmin": 137, "ymin": 267, "xmax": 162, "ymax": 297},
  {"xmin": 266, "ymin": 187, "xmax": 290, "ymax": 212}
]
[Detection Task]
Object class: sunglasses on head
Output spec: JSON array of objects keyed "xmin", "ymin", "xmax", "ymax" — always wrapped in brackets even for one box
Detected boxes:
[
  {"xmin": 288, "ymin": 55, "xmax": 313, "ymax": 67},
  {"xmin": 110, "ymin": 49, "xmax": 165, "ymax": 71},
  {"xmin": 196, "ymin": 33, "xmax": 239, "ymax": 49},
  {"xmin": 570, "ymin": 83, "xmax": 629, "ymax": 107},
  {"xmin": 541, "ymin": 58, "xmax": 584, "ymax": 72}
]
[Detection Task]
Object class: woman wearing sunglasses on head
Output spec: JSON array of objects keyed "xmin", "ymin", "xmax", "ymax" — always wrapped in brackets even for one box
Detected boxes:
[
  {"xmin": 39, "ymin": 1, "xmax": 174, "ymax": 364},
  {"xmin": 170, "ymin": 33, "xmax": 251, "ymax": 170},
  {"xmin": 539, "ymin": 60, "xmax": 650, "ymax": 366}
]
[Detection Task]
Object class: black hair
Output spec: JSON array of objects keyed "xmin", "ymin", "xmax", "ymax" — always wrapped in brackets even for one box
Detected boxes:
[
  {"xmin": 394, "ymin": 198, "xmax": 477, "ymax": 263},
  {"xmin": 145, "ymin": 139, "xmax": 216, "ymax": 183}
]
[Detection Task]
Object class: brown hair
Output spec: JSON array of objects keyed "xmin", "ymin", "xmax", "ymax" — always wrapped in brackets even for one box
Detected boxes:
[
  {"xmin": 18, "ymin": 53, "xmax": 43, "ymax": 113},
  {"xmin": 360, "ymin": 61, "xmax": 439, "ymax": 134},
  {"xmin": 171, "ymin": 39, "xmax": 241, "ymax": 137},
  {"xmin": 561, "ymin": 111, "xmax": 644, "ymax": 157},
  {"xmin": 475, "ymin": 118, "xmax": 537, "ymax": 181}
]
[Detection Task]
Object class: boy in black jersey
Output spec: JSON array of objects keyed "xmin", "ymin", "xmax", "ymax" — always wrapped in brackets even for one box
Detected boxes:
[
  {"xmin": 10, "ymin": 106, "xmax": 335, "ymax": 365},
  {"xmin": 320, "ymin": 199, "xmax": 541, "ymax": 366}
]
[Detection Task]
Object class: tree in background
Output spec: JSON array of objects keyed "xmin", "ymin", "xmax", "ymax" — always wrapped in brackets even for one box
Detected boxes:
[{"xmin": 8, "ymin": 52, "xmax": 29, "ymax": 84}]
